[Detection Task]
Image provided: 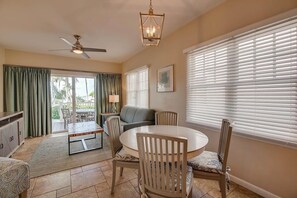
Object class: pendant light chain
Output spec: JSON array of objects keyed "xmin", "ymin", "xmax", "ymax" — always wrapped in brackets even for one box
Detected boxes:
[{"xmin": 149, "ymin": 0, "xmax": 154, "ymax": 14}]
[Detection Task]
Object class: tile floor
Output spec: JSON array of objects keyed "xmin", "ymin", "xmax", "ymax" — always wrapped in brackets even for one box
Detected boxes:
[
  {"xmin": 13, "ymin": 134, "xmax": 263, "ymax": 198},
  {"xmin": 27, "ymin": 158, "xmax": 262, "ymax": 198}
]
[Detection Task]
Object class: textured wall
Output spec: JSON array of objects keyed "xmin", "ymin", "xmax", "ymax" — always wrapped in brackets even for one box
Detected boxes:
[
  {"xmin": 122, "ymin": 0, "xmax": 297, "ymax": 197},
  {"xmin": 0, "ymin": 47, "xmax": 5, "ymax": 112}
]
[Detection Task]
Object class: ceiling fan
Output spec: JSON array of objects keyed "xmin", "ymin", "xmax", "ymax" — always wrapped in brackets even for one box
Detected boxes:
[{"xmin": 50, "ymin": 34, "xmax": 107, "ymax": 59}]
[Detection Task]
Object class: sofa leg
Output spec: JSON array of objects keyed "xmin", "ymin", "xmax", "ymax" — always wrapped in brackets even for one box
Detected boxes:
[{"xmin": 19, "ymin": 190, "xmax": 28, "ymax": 198}]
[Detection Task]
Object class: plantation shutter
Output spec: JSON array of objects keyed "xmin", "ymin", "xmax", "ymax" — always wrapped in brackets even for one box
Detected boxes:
[{"xmin": 186, "ymin": 16, "xmax": 297, "ymax": 146}]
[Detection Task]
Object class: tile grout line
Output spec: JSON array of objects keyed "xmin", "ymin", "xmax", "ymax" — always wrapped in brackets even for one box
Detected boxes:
[
  {"xmin": 30, "ymin": 178, "xmax": 37, "ymax": 198},
  {"xmin": 61, "ymin": 169, "xmax": 74, "ymax": 198},
  {"xmin": 70, "ymin": 166, "xmax": 107, "ymax": 195}
]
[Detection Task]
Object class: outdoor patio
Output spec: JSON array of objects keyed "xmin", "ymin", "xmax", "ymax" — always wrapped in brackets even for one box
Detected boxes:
[
  {"xmin": 52, "ymin": 120, "xmax": 66, "ymax": 132},
  {"xmin": 52, "ymin": 110, "xmax": 96, "ymax": 133}
]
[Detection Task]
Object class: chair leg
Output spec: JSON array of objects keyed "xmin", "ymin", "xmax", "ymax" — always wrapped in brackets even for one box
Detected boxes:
[
  {"xmin": 111, "ymin": 161, "xmax": 117, "ymax": 194},
  {"xmin": 138, "ymin": 168, "xmax": 141, "ymax": 193},
  {"xmin": 19, "ymin": 190, "xmax": 28, "ymax": 198},
  {"xmin": 120, "ymin": 167, "xmax": 124, "ymax": 177},
  {"xmin": 219, "ymin": 175, "xmax": 227, "ymax": 198},
  {"xmin": 188, "ymin": 188, "xmax": 193, "ymax": 198}
]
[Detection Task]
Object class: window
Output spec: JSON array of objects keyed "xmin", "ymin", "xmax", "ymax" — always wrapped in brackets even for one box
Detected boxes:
[
  {"xmin": 186, "ymin": 16, "xmax": 297, "ymax": 146},
  {"xmin": 126, "ymin": 66, "xmax": 149, "ymax": 108}
]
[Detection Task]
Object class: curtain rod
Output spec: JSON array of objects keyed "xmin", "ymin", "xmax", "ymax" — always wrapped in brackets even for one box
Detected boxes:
[{"xmin": 3, "ymin": 64, "xmax": 122, "ymax": 75}]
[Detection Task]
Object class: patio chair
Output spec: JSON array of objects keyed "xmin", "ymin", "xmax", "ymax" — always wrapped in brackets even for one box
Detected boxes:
[
  {"xmin": 86, "ymin": 111, "xmax": 95, "ymax": 121},
  {"xmin": 61, "ymin": 108, "xmax": 71, "ymax": 129},
  {"xmin": 106, "ymin": 116, "xmax": 139, "ymax": 194},
  {"xmin": 187, "ymin": 119, "xmax": 233, "ymax": 198},
  {"xmin": 155, "ymin": 111, "xmax": 179, "ymax": 126},
  {"xmin": 137, "ymin": 133, "xmax": 193, "ymax": 198}
]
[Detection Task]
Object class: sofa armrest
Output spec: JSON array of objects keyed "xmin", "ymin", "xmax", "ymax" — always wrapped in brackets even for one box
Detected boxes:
[
  {"xmin": 100, "ymin": 113, "xmax": 120, "ymax": 127},
  {"xmin": 123, "ymin": 121, "xmax": 155, "ymax": 131},
  {"xmin": 0, "ymin": 157, "xmax": 30, "ymax": 197}
]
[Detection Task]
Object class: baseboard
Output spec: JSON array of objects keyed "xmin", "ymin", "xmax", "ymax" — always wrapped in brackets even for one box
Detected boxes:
[{"xmin": 230, "ymin": 174, "xmax": 280, "ymax": 198}]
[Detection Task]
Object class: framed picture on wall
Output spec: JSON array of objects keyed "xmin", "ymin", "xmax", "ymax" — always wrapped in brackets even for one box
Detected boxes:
[{"xmin": 157, "ymin": 64, "xmax": 174, "ymax": 92}]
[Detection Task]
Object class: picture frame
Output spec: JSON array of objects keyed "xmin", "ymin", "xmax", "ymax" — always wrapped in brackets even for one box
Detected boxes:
[{"xmin": 157, "ymin": 64, "xmax": 174, "ymax": 92}]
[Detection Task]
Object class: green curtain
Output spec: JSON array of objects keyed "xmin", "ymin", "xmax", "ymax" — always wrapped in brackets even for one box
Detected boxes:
[
  {"xmin": 4, "ymin": 65, "xmax": 52, "ymax": 137},
  {"xmin": 95, "ymin": 73, "xmax": 122, "ymax": 125}
]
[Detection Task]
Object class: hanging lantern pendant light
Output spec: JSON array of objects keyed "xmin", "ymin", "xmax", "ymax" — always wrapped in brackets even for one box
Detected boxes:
[{"xmin": 140, "ymin": 0, "xmax": 165, "ymax": 46}]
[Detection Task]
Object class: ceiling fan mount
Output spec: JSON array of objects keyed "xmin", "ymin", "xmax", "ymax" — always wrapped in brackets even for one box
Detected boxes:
[
  {"xmin": 73, "ymin": 35, "xmax": 82, "ymax": 48},
  {"xmin": 49, "ymin": 34, "xmax": 107, "ymax": 59},
  {"xmin": 73, "ymin": 34, "xmax": 81, "ymax": 40}
]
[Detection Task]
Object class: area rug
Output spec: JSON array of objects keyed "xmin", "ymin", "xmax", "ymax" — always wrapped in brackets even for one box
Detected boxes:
[{"xmin": 29, "ymin": 132, "xmax": 112, "ymax": 178}]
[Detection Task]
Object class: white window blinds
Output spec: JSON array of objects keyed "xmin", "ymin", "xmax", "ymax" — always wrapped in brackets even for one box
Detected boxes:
[
  {"xmin": 126, "ymin": 67, "xmax": 149, "ymax": 108},
  {"xmin": 186, "ymin": 16, "xmax": 297, "ymax": 147}
]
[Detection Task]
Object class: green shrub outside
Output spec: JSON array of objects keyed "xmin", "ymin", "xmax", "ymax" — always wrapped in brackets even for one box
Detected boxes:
[{"xmin": 52, "ymin": 106, "xmax": 60, "ymax": 119}]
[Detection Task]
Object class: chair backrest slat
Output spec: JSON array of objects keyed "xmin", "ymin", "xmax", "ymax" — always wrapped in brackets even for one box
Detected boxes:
[
  {"xmin": 159, "ymin": 138, "xmax": 165, "ymax": 191},
  {"xmin": 177, "ymin": 141, "xmax": 181, "ymax": 192},
  {"xmin": 137, "ymin": 133, "xmax": 188, "ymax": 198},
  {"xmin": 144, "ymin": 136, "xmax": 151, "ymax": 187},
  {"xmin": 165, "ymin": 140, "xmax": 170, "ymax": 191},
  {"xmin": 155, "ymin": 138, "xmax": 160, "ymax": 190},
  {"xmin": 218, "ymin": 119, "xmax": 233, "ymax": 172},
  {"xmin": 155, "ymin": 111, "xmax": 178, "ymax": 126},
  {"xmin": 106, "ymin": 116, "xmax": 122, "ymax": 158}
]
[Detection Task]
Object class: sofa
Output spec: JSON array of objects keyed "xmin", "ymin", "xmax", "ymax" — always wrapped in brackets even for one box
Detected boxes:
[
  {"xmin": 0, "ymin": 157, "xmax": 30, "ymax": 198},
  {"xmin": 103, "ymin": 106, "xmax": 155, "ymax": 135}
]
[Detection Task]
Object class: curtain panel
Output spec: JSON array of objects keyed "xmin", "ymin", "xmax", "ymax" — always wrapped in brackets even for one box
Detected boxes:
[
  {"xmin": 95, "ymin": 73, "xmax": 122, "ymax": 125},
  {"xmin": 4, "ymin": 65, "xmax": 52, "ymax": 137}
]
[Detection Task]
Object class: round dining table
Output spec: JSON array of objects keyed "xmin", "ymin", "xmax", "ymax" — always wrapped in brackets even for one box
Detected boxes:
[{"xmin": 119, "ymin": 125, "xmax": 209, "ymax": 159}]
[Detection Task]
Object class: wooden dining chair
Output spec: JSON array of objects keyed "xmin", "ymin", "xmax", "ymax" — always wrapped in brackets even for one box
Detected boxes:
[
  {"xmin": 106, "ymin": 116, "xmax": 139, "ymax": 194},
  {"xmin": 136, "ymin": 133, "xmax": 193, "ymax": 198},
  {"xmin": 187, "ymin": 119, "xmax": 233, "ymax": 198},
  {"xmin": 155, "ymin": 111, "xmax": 179, "ymax": 126}
]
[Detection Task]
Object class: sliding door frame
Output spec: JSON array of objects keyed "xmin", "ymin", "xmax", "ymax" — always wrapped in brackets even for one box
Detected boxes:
[{"xmin": 51, "ymin": 70, "xmax": 96, "ymax": 132}]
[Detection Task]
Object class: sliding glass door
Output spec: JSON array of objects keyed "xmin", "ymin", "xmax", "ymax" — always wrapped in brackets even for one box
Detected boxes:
[
  {"xmin": 74, "ymin": 77, "xmax": 95, "ymax": 127},
  {"xmin": 51, "ymin": 75, "xmax": 95, "ymax": 133}
]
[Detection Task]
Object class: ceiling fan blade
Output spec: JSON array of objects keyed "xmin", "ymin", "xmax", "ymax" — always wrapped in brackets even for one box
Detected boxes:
[
  {"xmin": 83, "ymin": 47, "xmax": 107, "ymax": 52},
  {"xmin": 82, "ymin": 52, "xmax": 90, "ymax": 59},
  {"xmin": 48, "ymin": 49, "xmax": 70, "ymax": 51},
  {"xmin": 60, "ymin": 37, "xmax": 74, "ymax": 47}
]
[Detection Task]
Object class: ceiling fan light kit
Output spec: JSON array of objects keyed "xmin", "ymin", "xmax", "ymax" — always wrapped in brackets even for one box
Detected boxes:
[
  {"xmin": 72, "ymin": 49, "xmax": 83, "ymax": 54},
  {"xmin": 140, "ymin": 0, "xmax": 165, "ymax": 46}
]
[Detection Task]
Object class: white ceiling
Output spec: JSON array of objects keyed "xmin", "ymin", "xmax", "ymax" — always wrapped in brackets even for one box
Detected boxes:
[{"xmin": 0, "ymin": 0, "xmax": 224, "ymax": 63}]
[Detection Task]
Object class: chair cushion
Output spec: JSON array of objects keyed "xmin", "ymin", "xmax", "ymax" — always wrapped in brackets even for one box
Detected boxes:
[
  {"xmin": 170, "ymin": 165, "xmax": 193, "ymax": 194},
  {"xmin": 187, "ymin": 151, "xmax": 223, "ymax": 174},
  {"xmin": 0, "ymin": 157, "xmax": 30, "ymax": 197},
  {"xmin": 114, "ymin": 148, "xmax": 139, "ymax": 162},
  {"xmin": 185, "ymin": 166, "xmax": 193, "ymax": 195},
  {"xmin": 170, "ymin": 166, "xmax": 193, "ymax": 195}
]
